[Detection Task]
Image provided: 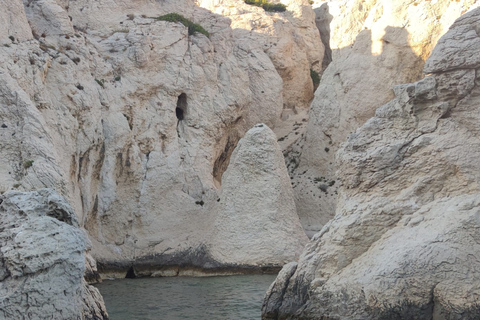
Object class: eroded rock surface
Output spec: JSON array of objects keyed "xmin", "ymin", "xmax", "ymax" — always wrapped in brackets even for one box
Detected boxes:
[
  {"xmin": 0, "ymin": 189, "xmax": 108, "ymax": 320},
  {"xmin": 198, "ymin": 0, "xmax": 324, "ymax": 112},
  {"xmin": 209, "ymin": 124, "xmax": 308, "ymax": 266},
  {"xmin": 0, "ymin": 0, "xmax": 32, "ymax": 44},
  {"xmin": 291, "ymin": 0, "xmax": 480, "ymax": 233},
  {"xmin": 0, "ymin": 0, "xmax": 320, "ymax": 276},
  {"xmin": 263, "ymin": 7, "xmax": 480, "ymax": 320}
]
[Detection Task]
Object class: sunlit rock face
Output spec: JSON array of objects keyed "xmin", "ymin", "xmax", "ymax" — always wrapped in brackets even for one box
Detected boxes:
[
  {"xmin": 0, "ymin": 189, "xmax": 108, "ymax": 320},
  {"xmin": 197, "ymin": 0, "xmax": 324, "ymax": 112},
  {"xmin": 263, "ymin": 8, "xmax": 480, "ymax": 319},
  {"xmin": 290, "ymin": 0, "xmax": 480, "ymax": 234},
  {"xmin": 0, "ymin": 0, "xmax": 320, "ymax": 276}
]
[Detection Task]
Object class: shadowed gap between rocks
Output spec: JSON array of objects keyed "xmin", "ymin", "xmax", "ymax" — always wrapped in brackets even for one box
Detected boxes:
[
  {"xmin": 125, "ymin": 266, "xmax": 136, "ymax": 279},
  {"xmin": 314, "ymin": 3, "xmax": 333, "ymax": 70}
]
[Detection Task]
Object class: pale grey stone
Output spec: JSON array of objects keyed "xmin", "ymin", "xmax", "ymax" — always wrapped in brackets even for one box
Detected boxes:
[
  {"xmin": 0, "ymin": 189, "xmax": 108, "ymax": 320},
  {"xmin": 209, "ymin": 124, "xmax": 308, "ymax": 266},
  {"xmin": 263, "ymin": 7, "xmax": 480, "ymax": 319}
]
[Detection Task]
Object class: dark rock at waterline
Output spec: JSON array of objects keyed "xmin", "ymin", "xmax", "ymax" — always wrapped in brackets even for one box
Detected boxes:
[{"xmin": 96, "ymin": 245, "xmax": 282, "ymax": 278}]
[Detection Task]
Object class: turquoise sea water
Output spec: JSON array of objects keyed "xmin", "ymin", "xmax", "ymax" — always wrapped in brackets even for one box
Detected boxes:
[{"xmin": 95, "ymin": 274, "xmax": 277, "ymax": 320}]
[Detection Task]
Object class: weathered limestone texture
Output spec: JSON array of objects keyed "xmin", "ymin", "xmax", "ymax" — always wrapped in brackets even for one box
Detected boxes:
[
  {"xmin": 197, "ymin": 0, "xmax": 324, "ymax": 112},
  {"xmin": 23, "ymin": 0, "xmax": 75, "ymax": 37},
  {"xmin": 209, "ymin": 124, "xmax": 308, "ymax": 266},
  {"xmin": 291, "ymin": 0, "xmax": 480, "ymax": 233},
  {"xmin": 0, "ymin": 0, "xmax": 320, "ymax": 276},
  {"xmin": 0, "ymin": 189, "xmax": 108, "ymax": 320},
  {"xmin": 262, "ymin": 7, "xmax": 480, "ymax": 319},
  {"xmin": 0, "ymin": 0, "xmax": 33, "ymax": 44}
]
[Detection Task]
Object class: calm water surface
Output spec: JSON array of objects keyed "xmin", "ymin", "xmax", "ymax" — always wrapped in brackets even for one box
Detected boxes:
[{"xmin": 95, "ymin": 274, "xmax": 277, "ymax": 320}]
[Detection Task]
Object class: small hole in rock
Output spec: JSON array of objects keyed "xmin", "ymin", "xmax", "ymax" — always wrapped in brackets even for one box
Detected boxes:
[{"xmin": 176, "ymin": 93, "xmax": 187, "ymax": 121}]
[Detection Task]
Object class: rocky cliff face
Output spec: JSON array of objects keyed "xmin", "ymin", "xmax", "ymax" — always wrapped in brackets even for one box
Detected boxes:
[
  {"xmin": 263, "ymin": 7, "xmax": 480, "ymax": 319},
  {"xmin": 198, "ymin": 0, "xmax": 324, "ymax": 113},
  {"xmin": 0, "ymin": 0, "xmax": 316, "ymax": 277},
  {"xmin": 0, "ymin": 189, "xmax": 108, "ymax": 320},
  {"xmin": 289, "ymin": 0, "xmax": 480, "ymax": 234}
]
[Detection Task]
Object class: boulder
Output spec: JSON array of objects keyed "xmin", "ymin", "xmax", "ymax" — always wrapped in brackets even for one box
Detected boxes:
[{"xmin": 0, "ymin": 189, "xmax": 107, "ymax": 319}]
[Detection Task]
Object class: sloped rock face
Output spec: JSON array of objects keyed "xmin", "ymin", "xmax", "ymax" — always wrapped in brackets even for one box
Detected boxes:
[
  {"xmin": 291, "ymin": 0, "xmax": 480, "ymax": 233},
  {"xmin": 197, "ymin": 0, "xmax": 324, "ymax": 112},
  {"xmin": 209, "ymin": 124, "xmax": 308, "ymax": 266},
  {"xmin": 0, "ymin": 0, "xmax": 33, "ymax": 44},
  {"xmin": 0, "ymin": 189, "xmax": 108, "ymax": 320},
  {"xmin": 0, "ymin": 0, "xmax": 320, "ymax": 276},
  {"xmin": 263, "ymin": 8, "xmax": 480, "ymax": 320}
]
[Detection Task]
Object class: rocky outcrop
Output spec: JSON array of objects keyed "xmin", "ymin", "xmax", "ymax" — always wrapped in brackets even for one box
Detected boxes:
[
  {"xmin": 291, "ymin": 0, "xmax": 480, "ymax": 233},
  {"xmin": 0, "ymin": 0, "xmax": 321, "ymax": 276},
  {"xmin": 23, "ymin": 0, "xmax": 75, "ymax": 37},
  {"xmin": 262, "ymin": 7, "xmax": 480, "ymax": 319},
  {"xmin": 0, "ymin": 189, "xmax": 108, "ymax": 320},
  {"xmin": 209, "ymin": 124, "xmax": 308, "ymax": 266}
]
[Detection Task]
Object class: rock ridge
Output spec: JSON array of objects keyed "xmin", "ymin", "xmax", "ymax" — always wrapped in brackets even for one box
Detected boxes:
[{"xmin": 291, "ymin": 0, "xmax": 480, "ymax": 234}]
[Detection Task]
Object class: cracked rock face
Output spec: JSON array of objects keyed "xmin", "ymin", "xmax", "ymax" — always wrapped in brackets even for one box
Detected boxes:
[
  {"xmin": 263, "ymin": 8, "xmax": 480, "ymax": 320},
  {"xmin": 208, "ymin": 124, "xmax": 308, "ymax": 266},
  {"xmin": 0, "ymin": 189, "xmax": 108, "ymax": 320},
  {"xmin": 291, "ymin": 0, "xmax": 480, "ymax": 233}
]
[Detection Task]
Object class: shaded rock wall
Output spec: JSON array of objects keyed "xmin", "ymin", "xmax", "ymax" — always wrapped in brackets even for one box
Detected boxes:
[{"xmin": 198, "ymin": 0, "xmax": 324, "ymax": 112}]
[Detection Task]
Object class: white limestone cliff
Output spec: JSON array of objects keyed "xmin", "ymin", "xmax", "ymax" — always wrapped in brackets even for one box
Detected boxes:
[
  {"xmin": 0, "ymin": 0, "xmax": 320, "ymax": 277},
  {"xmin": 197, "ymin": 0, "xmax": 324, "ymax": 112},
  {"xmin": 263, "ymin": 8, "xmax": 480, "ymax": 319},
  {"xmin": 290, "ymin": 0, "xmax": 480, "ymax": 234}
]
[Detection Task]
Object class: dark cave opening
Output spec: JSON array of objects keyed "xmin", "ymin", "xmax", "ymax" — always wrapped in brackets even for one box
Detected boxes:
[
  {"xmin": 176, "ymin": 93, "xmax": 187, "ymax": 121},
  {"xmin": 176, "ymin": 107, "xmax": 184, "ymax": 120},
  {"xmin": 125, "ymin": 266, "xmax": 136, "ymax": 278}
]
